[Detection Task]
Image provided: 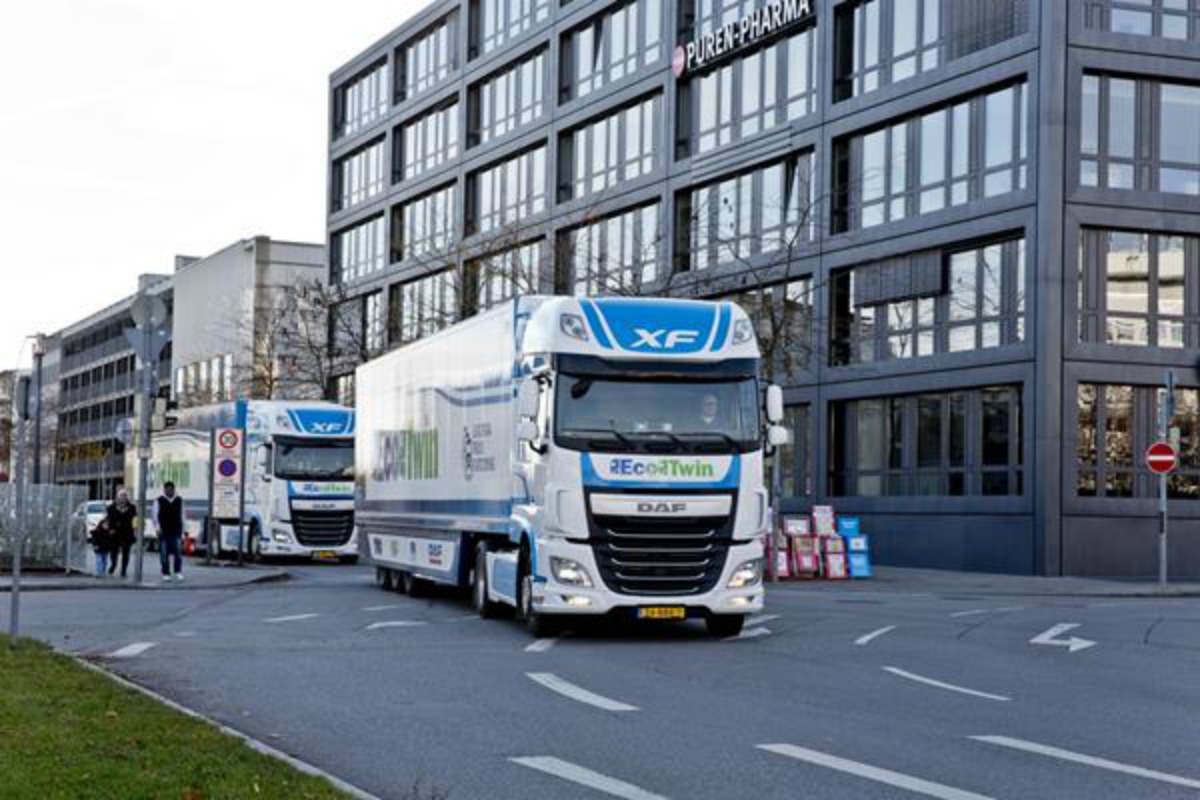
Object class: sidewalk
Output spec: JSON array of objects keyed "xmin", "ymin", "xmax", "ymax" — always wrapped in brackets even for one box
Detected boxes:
[
  {"xmin": 770, "ymin": 565, "xmax": 1200, "ymax": 598},
  {"xmin": 0, "ymin": 558, "xmax": 287, "ymax": 592}
]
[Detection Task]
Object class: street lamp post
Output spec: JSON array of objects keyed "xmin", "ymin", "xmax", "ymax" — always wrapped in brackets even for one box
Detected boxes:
[{"xmin": 31, "ymin": 335, "xmax": 44, "ymax": 485}]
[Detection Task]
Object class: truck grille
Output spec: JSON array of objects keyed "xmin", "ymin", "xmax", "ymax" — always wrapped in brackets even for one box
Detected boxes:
[
  {"xmin": 291, "ymin": 509, "xmax": 354, "ymax": 547},
  {"xmin": 588, "ymin": 496, "xmax": 734, "ymax": 596}
]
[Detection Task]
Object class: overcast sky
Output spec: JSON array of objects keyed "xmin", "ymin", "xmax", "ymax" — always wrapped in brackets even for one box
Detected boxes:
[{"xmin": 0, "ymin": 0, "xmax": 421, "ymax": 370}]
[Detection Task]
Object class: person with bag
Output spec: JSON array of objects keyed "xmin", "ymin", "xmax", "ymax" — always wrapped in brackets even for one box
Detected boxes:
[
  {"xmin": 105, "ymin": 489, "xmax": 138, "ymax": 579},
  {"xmin": 154, "ymin": 481, "xmax": 187, "ymax": 582},
  {"xmin": 91, "ymin": 517, "xmax": 113, "ymax": 578}
]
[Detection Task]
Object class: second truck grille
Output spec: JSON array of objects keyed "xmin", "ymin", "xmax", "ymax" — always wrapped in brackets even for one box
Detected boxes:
[{"xmin": 291, "ymin": 509, "xmax": 355, "ymax": 547}]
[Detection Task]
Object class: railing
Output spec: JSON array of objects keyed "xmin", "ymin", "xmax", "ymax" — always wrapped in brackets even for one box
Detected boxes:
[{"xmin": 0, "ymin": 483, "xmax": 90, "ymax": 573}]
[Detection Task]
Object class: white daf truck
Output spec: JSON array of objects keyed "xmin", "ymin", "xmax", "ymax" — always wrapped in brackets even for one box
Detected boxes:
[
  {"xmin": 356, "ymin": 296, "xmax": 786, "ymax": 636},
  {"xmin": 130, "ymin": 400, "xmax": 358, "ymax": 560}
]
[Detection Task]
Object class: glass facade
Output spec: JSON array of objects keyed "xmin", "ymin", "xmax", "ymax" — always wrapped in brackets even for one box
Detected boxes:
[
  {"xmin": 1081, "ymin": 74, "xmax": 1200, "ymax": 196},
  {"xmin": 560, "ymin": 95, "xmax": 659, "ymax": 202},
  {"xmin": 1084, "ymin": 0, "xmax": 1200, "ymax": 42},
  {"xmin": 470, "ymin": 240, "xmax": 543, "ymax": 310},
  {"xmin": 833, "ymin": 0, "xmax": 1029, "ymax": 101},
  {"xmin": 722, "ymin": 278, "xmax": 814, "ymax": 380},
  {"xmin": 333, "ymin": 215, "xmax": 387, "ymax": 283},
  {"xmin": 394, "ymin": 270, "xmax": 458, "ymax": 344},
  {"xmin": 561, "ymin": 204, "xmax": 661, "ymax": 295},
  {"xmin": 831, "ymin": 236, "xmax": 1026, "ymax": 365},
  {"xmin": 780, "ymin": 403, "xmax": 813, "ymax": 499},
  {"xmin": 682, "ymin": 25, "xmax": 817, "ymax": 156},
  {"xmin": 831, "ymin": 385, "xmax": 1023, "ymax": 497},
  {"xmin": 467, "ymin": 146, "xmax": 547, "ymax": 234},
  {"xmin": 560, "ymin": 0, "xmax": 663, "ymax": 102},
  {"xmin": 333, "ymin": 139, "xmax": 386, "ymax": 212},
  {"xmin": 678, "ymin": 151, "xmax": 814, "ymax": 272},
  {"xmin": 468, "ymin": 49, "xmax": 547, "ymax": 147},
  {"xmin": 394, "ymin": 184, "xmax": 457, "ymax": 262},
  {"xmin": 364, "ymin": 291, "xmax": 386, "ymax": 354},
  {"xmin": 398, "ymin": 102, "xmax": 460, "ymax": 182},
  {"xmin": 472, "ymin": 0, "xmax": 550, "ymax": 57},
  {"xmin": 397, "ymin": 15, "xmax": 458, "ymax": 102},
  {"xmin": 335, "ymin": 61, "xmax": 389, "ymax": 140},
  {"xmin": 834, "ymin": 81, "xmax": 1028, "ymax": 232}
]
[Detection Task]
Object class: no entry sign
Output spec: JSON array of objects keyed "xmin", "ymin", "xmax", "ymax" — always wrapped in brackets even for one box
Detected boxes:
[{"xmin": 1146, "ymin": 441, "xmax": 1178, "ymax": 475}]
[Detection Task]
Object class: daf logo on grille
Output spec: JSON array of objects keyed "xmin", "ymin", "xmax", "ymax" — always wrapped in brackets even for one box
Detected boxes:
[{"xmin": 637, "ymin": 502, "xmax": 688, "ymax": 514}]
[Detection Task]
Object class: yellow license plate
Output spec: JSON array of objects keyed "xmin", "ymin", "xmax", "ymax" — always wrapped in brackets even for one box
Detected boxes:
[
  {"xmin": 637, "ymin": 606, "xmax": 686, "ymax": 620},
  {"xmin": 313, "ymin": 550, "xmax": 338, "ymax": 560}
]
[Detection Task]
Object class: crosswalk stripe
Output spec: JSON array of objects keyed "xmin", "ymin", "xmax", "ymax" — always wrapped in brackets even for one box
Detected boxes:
[
  {"xmin": 759, "ymin": 744, "xmax": 995, "ymax": 800},
  {"xmin": 107, "ymin": 642, "xmax": 157, "ymax": 659},
  {"xmin": 972, "ymin": 736, "xmax": 1200, "ymax": 790},
  {"xmin": 511, "ymin": 757, "xmax": 670, "ymax": 800}
]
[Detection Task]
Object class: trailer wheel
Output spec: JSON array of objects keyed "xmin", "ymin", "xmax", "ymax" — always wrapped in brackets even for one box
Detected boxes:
[
  {"xmin": 400, "ymin": 571, "xmax": 426, "ymax": 597},
  {"xmin": 472, "ymin": 544, "xmax": 502, "ymax": 618},
  {"xmin": 375, "ymin": 567, "xmax": 393, "ymax": 591},
  {"xmin": 705, "ymin": 615, "xmax": 746, "ymax": 638}
]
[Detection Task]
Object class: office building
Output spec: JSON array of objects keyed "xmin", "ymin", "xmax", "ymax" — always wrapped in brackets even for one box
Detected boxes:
[{"xmin": 327, "ymin": 0, "xmax": 1200, "ymax": 576}]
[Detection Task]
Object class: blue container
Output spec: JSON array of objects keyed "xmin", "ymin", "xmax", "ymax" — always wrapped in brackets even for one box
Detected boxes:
[
  {"xmin": 837, "ymin": 517, "xmax": 861, "ymax": 536},
  {"xmin": 848, "ymin": 551, "xmax": 873, "ymax": 578}
]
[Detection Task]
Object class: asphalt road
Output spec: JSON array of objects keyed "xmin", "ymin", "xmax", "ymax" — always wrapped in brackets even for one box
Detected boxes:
[{"xmin": 14, "ymin": 563, "xmax": 1200, "ymax": 800}]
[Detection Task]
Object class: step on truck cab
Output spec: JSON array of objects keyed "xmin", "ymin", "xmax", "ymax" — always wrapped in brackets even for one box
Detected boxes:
[{"xmin": 356, "ymin": 296, "xmax": 787, "ymax": 636}]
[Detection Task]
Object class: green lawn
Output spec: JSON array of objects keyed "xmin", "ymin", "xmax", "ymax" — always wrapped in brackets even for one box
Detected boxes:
[{"xmin": 0, "ymin": 636, "xmax": 350, "ymax": 800}]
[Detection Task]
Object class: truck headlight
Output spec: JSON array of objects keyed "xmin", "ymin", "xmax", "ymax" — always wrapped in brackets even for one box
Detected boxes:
[
  {"xmin": 727, "ymin": 559, "xmax": 762, "ymax": 589},
  {"xmin": 560, "ymin": 313, "xmax": 589, "ymax": 341},
  {"xmin": 732, "ymin": 318, "xmax": 755, "ymax": 345},
  {"xmin": 272, "ymin": 528, "xmax": 291, "ymax": 543},
  {"xmin": 551, "ymin": 557, "xmax": 593, "ymax": 588}
]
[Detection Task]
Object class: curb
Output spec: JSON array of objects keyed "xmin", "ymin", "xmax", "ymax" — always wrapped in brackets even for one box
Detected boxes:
[
  {"xmin": 0, "ymin": 570, "xmax": 289, "ymax": 593},
  {"xmin": 75, "ymin": 657, "xmax": 382, "ymax": 800},
  {"xmin": 765, "ymin": 582, "xmax": 1200, "ymax": 600}
]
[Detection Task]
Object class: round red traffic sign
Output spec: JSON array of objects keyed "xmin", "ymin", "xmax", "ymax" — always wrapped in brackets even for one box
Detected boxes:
[
  {"xmin": 218, "ymin": 430, "xmax": 239, "ymax": 450},
  {"xmin": 1145, "ymin": 441, "xmax": 1178, "ymax": 474}
]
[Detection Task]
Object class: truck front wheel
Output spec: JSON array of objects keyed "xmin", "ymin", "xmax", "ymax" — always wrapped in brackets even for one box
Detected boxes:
[
  {"xmin": 473, "ymin": 544, "xmax": 501, "ymax": 619},
  {"xmin": 706, "ymin": 615, "xmax": 746, "ymax": 638},
  {"xmin": 517, "ymin": 554, "xmax": 557, "ymax": 638}
]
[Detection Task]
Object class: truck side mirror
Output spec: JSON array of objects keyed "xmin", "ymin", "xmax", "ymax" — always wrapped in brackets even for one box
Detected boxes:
[
  {"xmin": 767, "ymin": 425, "xmax": 790, "ymax": 447},
  {"xmin": 518, "ymin": 379, "xmax": 540, "ymax": 419},
  {"xmin": 257, "ymin": 445, "xmax": 273, "ymax": 481},
  {"xmin": 516, "ymin": 419, "xmax": 540, "ymax": 444},
  {"xmin": 765, "ymin": 385, "xmax": 784, "ymax": 424}
]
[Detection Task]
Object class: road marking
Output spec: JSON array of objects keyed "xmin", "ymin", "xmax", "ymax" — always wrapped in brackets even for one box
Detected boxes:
[
  {"xmin": 107, "ymin": 642, "xmax": 157, "ymax": 659},
  {"xmin": 526, "ymin": 672, "xmax": 638, "ymax": 712},
  {"xmin": 727, "ymin": 626, "xmax": 771, "ymax": 642},
  {"xmin": 882, "ymin": 667, "xmax": 1011, "ymax": 702},
  {"xmin": 361, "ymin": 604, "xmax": 401, "ymax": 612},
  {"xmin": 525, "ymin": 637, "xmax": 559, "ymax": 653},
  {"xmin": 950, "ymin": 606, "xmax": 1025, "ymax": 618},
  {"xmin": 748, "ymin": 613, "xmax": 780, "ymax": 626},
  {"xmin": 1029, "ymin": 623, "xmax": 1096, "ymax": 653},
  {"xmin": 365, "ymin": 620, "xmax": 428, "ymax": 630},
  {"xmin": 972, "ymin": 736, "xmax": 1200, "ymax": 790},
  {"xmin": 854, "ymin": 625, "xmax": 896, "ymax": 646},
  {"xmin": 264, "ymin": 613, "xmax": 319, "ymax": 624},
  {"xmin": 758, "ymin": 744, "xmax": 995, "ymax": 800},
  {"xmin": 173, "ymin": 631, "xmax": 197, "ymax": 638},
  {"xmin": 511, "ymin": 757, "xmax": 669, "ymax": 800}
]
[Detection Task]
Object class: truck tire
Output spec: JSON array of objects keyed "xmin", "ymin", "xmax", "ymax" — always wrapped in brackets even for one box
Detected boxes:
[
  {"xmin": 706, "ymin": 615, "xmax": 746, "ymax": 638},
  {"xmin": 473, "ymin": 544, "xmax": 501, "ymax": 618},
  {"xmin": 375, "ymin": 567, "xmax": 394, "ymax": 591},
  {"xmin": 400, "ymin": 571, "xmax": 426, "ymax": 597},
  {"xmin": 517, "ymin": 551, "xmax": 557, "ymax": 638}
]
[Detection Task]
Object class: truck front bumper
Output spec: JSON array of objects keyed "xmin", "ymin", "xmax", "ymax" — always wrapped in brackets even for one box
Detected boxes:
[{"xmin": 531, "ymin": 537, "xmax": 764, "ymax": 616}]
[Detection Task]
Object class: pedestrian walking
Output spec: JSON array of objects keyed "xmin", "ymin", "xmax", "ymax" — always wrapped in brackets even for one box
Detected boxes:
[
  {"xmin": 154, "ymin": 481, "xmax": 187, "ymax": 582},
  {"xmin": 105, "ymin": 489, "xmax": 138, "ymax": 579},
  {"xmin": 90, "ymin": 518, "xmax": 113, "ymax": 578}
]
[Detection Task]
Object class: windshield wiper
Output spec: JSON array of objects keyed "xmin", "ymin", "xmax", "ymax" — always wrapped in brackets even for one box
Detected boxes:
[
  {"xmin": 562, "ymin": 427, "xmax": 635, "ymax": 450},
  {"xmin": 635, "ymin": 431, "xmax": 687, "ymax": 453},
  {"xmin": 675, "ymin": 431, "xmax": 742, "ymax": 450}
]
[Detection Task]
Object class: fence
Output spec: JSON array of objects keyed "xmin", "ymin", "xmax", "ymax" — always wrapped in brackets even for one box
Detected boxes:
[{"xmin": 0, "ymin": 484, "xmax": 90, "ymax": 573}]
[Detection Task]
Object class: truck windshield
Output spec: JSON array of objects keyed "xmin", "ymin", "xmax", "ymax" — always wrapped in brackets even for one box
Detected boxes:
[
  {"xmin": 274, "ymin": 439, "xmax": 354, "ymax": 480},
  {"xmin": 555, "ymin": 376, "xmax": 761, "ymax": 454}
]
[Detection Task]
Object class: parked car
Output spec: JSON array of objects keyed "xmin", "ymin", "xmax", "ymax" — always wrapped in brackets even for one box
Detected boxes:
[{"xmin": 76, "ymin": 501, "xmax": 107, "ymax": 535}]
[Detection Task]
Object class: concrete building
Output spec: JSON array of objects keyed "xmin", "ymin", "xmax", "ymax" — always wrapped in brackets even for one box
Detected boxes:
[
  {"xmin": 170, "ymin": 237, "xmax": 327, "ymax": 408},
  {"xmin": 326, "ymin": 0, "xmax": 1200, "ymax": 576},
  {"xmin": 54, "ymin": 276, "xmax": 172, "ymax": 499}
]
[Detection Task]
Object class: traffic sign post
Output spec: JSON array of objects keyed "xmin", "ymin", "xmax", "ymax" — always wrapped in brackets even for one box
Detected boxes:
[
  {"xmin": 1151, "ymin": 369, "xmax": 1177, "ymax": 590},
  {"xmin": 210, "ymin": 427, "xmax": 246, "ymax": 563},
  {"xmin": 128, "ymin": 291, "xmax": 171, "ymax": 584}
]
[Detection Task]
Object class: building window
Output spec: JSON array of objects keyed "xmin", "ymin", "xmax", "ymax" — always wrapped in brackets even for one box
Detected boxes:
[
  {"xmin": 830, "ymin": 385, "xmax": 1023, "ymax": 497},
  {"xmin": 393, "ymin": 184, "xmax": 457, "ymax": 264},
  {"xmin": 364, "ymin": 291, "xmax": 385, "ymax": 354},
  {"xmin": 780, "ymin": 403, "xmax": 813, "ymax": 498},
  {"xmin": 334, "ymin": 61, "xmax": 389, "ymax": 140},
  {"xmin": 471, "ymin": 0, "xmax": 550, "ymax": 58},
  {"xmin": 560, "ymin": 0, "xmax": 663, "ymax": 103},
  {"xmin": 469, "ymin": 240, "xmax": 543, "ymax": 311},
  {"xmin": 466, "ymin": 145, "xmax": 547, "ymax": 235},
  {"xmin": 832, "ymin": 0, "xmax": 1029, "ymax": 102},
  {"xmin": 1081, "ymin": 74, "xmax": 1200, "ymax": 196},
  {"xmin": 1084, "ymin": 0, "xmax": 1200, "ymax": 42},
  {"xmin": 722, "ymin": 278, "xmax": 814, "ymax": 379},
  {"xmin": 396, "ymin": 14, "xmax": 458, "ymax": 103},
  {"xmin": 334, "ymin": 374, "xmax": 356, "ymax": 407},
  {"xmin": 333, "ymin": 139, "xmax": 386, "ymax": 212},
  {"xmin": 559, "ymin": 95, "xmax": 659, "ymax": 202},
  {"xmin": 1078, "ymin": 228, "xmax": 1196, "ymax": 348},
  {"xmin": 395, "ymin": 271, "xmax": 458, "ymax": 344},
  {"xmin": 831, "ymin": 236, "xmax": 1026, "ymax": 365},
  {"xmin": 834, "ymin": 81, "xmax": 1028, "ymax": 233},
  {"xmin": 467, "ymin": 49, "xmax": 547, "ymax": 148},
  {"xmin": 677, "ymin": 151, "xmax": 814, "ymax": 273},
  {"xmin": 1078, "ymin": 383, "xmax": 1200, "ymax": 498},
  {"xmin": 679, "ymin": 25, "xmax": 817, "ymax": 157},
  {"xmin": 332, "ymin": 215, "xmax": 387, "ymax": 283},
  {"xmin": 561, "ymin": 203, "xmax": 661, "ymax": 295},
  {"xmin": 397, "ymin": 101, "xmax": 459, "ymax": 182}
]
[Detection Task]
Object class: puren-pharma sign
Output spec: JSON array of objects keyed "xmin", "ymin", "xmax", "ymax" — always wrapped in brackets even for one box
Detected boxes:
[{"xmin": 673, "ymin": 0, "xmax": 814, "ymax": 78}]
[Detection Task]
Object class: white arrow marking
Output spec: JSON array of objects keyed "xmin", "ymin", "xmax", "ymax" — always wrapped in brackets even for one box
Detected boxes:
[
  {"xmin": 855, "ymin": 625, "xmax": 896, "ymax": 646},
  {"xmin": 747, "ymin": 613, "xmax": 781, "ymax": 626},
  {"xmin": 361, "ymin": 604, "xmax": 401, "ymax": 612},
  {"xmin": 949, "ymin": 606, "xmax": 1025, "ymax": 618},
  {"xmin": 883, "ymin": 667, "xmax": 1011, "ymax": 702},
  {"xmin": 264, "ymin": 613, "xmax": 318, "ymax": 624},
  {"xmin": 366, "ymin": 620, "xmax": 427, "ymax": 630},
  {"xmin": 525, "ymin": 637, "xmax": 559, "ymax": 653},
  {"xmin": 726, "ymin": 626, "xmax": 771, "ymax": 642},
  {"xmin": 511, "ymin": 757, "xmax": 670, "ymax": 800},
  {"xmin": 107, "ymin": 642, "xmax": 157, "ymax": 659},
  {"xmin": 972, "ymin": 736, "xmax": 1200, "ymax": 790},
  {"xmin": 527, "ymin": 672, "xmax": 638, "ymax": 712},
  {"xmin": 1029, "ymin": 623, "xmax": 1096, "ymax": 653}
]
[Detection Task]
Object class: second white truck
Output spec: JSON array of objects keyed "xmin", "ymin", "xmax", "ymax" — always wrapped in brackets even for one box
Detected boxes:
[{"xmin": 357, "ymin": 296, "xmax": 786, "ymax": 636}]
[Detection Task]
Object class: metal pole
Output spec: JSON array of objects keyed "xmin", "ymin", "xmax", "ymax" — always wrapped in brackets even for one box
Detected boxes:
[
  {"xmin": 236, "ymin": 427, "xmax": 247, "ymax": 567},
  {"xmin": 206, "ymin": 432, "xmax": 215, "ymax": 566},
  {"xmin": 133, "ymin": 326, "xmax": 152, "ymax": 584},
  {"xmin": 9, "ymin": 411, "xmax": 26, "ymax": 641},
  {"xmin": 31, "ymin": 345, "xmax": 43, "ymax": 485},
  {"xmin": 769, "ymin": 448, "xmax": 782, "ymax": 582},
  {"xmin": 1159, "ymin": 474, "xmax": 1168, "ymax": 589}
]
